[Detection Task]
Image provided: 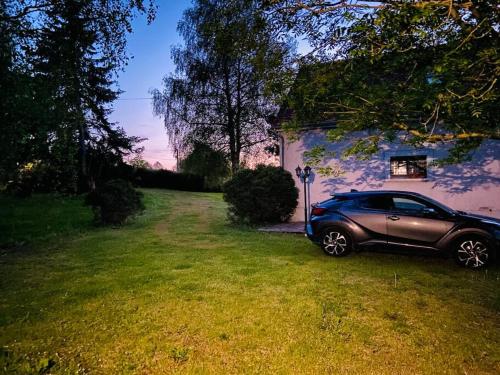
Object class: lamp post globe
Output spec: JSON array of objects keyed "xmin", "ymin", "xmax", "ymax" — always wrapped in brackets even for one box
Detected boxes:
[{"xmin": 304, "ymin": 165, "xmax": 311, "ymax": 179}]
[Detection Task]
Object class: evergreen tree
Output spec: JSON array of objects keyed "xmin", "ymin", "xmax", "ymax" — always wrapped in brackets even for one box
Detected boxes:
[
  {"xmin": 0, "ymin": 0, "xmax": 55, "ymax": 183},
  {"xmin": 31, "ymin": 0, "xmax": 121, "ymax": 191},
  {"xmin": 1, "ymin": 0, "xmax": 155, "ymax": 191}
]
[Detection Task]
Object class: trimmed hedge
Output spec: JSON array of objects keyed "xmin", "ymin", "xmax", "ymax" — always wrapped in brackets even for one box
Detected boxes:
[
  {"xmin": 99, "ymin": 164, "xmax": 205, "ymax": 192},
  {"xmin": 3, "ymin": 162, "xmax": 206, "ymax": 196},
  {"xmin": 223, "ymin": 165, "xmax": 298, "ymax": 224},
  {"xmin": 133, "ymin": 168, "xmax": 204, "ymax": 191}
]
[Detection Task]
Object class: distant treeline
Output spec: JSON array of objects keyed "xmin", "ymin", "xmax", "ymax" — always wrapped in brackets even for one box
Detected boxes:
[
  {"xmin": 88, "ymin": 163, "xmax": 208, "ymax": 192},
  {"xmin": 3, "ymin": 162, "xmax": 216, "ymax": 197}
]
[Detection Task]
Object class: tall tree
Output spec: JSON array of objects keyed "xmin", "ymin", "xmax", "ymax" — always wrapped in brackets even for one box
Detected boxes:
[
  {"xmin": 179, "ymin": 142, "xmax": 229, "ymax": 190},
  {"xmin": 266, "ymin": 0, "xmax": 499, "ymax": 162},
  {"xmin": 152, "ymin": 0, "xmax": 295, "ymax": 174},
  {"xmin": 32, "ymin": 0, "xmax": 120, "ymax": 190},
  {"xmin": 0, "ymin": 1, "xmax": 56, "ymax": 181},
  {"xmin": 0, "ymin": 0, "xmax": 155, "ymax": 190}
]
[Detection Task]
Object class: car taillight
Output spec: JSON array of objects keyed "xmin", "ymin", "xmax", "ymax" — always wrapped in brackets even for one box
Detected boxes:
[{"xmin": 311, "ymin": 207, "xmax": 327, "ymax": 216}]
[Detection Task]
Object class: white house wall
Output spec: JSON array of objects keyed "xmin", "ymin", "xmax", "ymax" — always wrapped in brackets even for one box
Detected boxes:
[{"xmin": 282, "ymin": 130, "xmax": 500, "ymax": 221}]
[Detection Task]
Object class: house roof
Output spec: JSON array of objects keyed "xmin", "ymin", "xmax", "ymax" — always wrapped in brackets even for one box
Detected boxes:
[{"xmin": 269, "ymin": 108, "xmax": 336, "ymax": 131}]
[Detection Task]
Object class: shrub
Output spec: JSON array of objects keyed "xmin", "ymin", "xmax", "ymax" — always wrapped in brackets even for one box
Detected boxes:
[
  {"xmin": 5, "ymin": 179, "xmax": 33, "ymax": 198},
  {"xmin": 5, "ymin": 161, "xmax": 45, "ymax": 197},
  {"xmin": 85, "ymin": 179, "xmax": 144, "ymax": 225},
  {"xmin": 5, "ymin": 160, "xmax": 79, "ymax": 196},
  {"xmin": 223, "ymin": 165, "xmax": 298, "ymax": 224}
]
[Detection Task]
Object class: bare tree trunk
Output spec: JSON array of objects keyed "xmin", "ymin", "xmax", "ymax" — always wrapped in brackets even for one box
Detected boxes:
[
  {"xmin": 234, "ymin": 59, "xmax": 242, "ymax": 175},
  {"xmin": 223, "ymin": 61, "xmax": 240, "ymax": 175},
  {"xmin": 77, "ymin": 116, "xmax": 88, "ymax": 193}
]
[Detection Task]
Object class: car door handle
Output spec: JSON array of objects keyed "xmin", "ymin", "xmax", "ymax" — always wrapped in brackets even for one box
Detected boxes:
[{"xmin": 387, "ymin": 215, "xmax": 400, "ymax": 221}]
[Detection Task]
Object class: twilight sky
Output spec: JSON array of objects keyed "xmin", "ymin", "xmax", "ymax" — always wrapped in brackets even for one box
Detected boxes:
[
  {"xmin": 110, "ymin": 1, "xmax": 307, "ymax": 170},
  {"xmin": 110, "ymin": 1, "xmax": 192, "ymax": 170}
]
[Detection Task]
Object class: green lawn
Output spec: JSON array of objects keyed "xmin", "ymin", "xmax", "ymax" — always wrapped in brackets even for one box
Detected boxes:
[{"xmin": 0, "ymin": 189, "xmax": 499, "ymax": 374}]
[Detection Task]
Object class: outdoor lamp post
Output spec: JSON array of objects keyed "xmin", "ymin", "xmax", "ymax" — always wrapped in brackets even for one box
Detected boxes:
[
  {"xmin": 304, "ymin": 165, "xmax": 311, "ymax": 178},
  {"xmin": 295, "ymin": 165, "xmax": 312, "ymax": 232},
  {"xmin": 295, "ymin": 165, "xmax": 302, "ymax": 179}
]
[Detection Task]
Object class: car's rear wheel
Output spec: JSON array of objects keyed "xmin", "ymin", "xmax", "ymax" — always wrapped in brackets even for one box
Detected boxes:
[
  {"xmin": 321, "ymin": 228, "xmax": 352, "ymax": 257},
  {"xmin": 453, "ymin": 235, "xmax": 491, "ymax": 269}
]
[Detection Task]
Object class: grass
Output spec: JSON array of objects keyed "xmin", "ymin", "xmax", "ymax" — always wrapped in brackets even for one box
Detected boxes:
[
  {"xmin": 0, "ymin": 189, "xmax": 499, "ymax": 374},
  {"xmin": 0, "ymin": 194, "xmax": 93, "ymax": 246}
]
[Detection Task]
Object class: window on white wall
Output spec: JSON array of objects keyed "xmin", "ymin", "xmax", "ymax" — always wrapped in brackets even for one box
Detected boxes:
[{"xmin": 390, "ymin": 155, "xmax": 427, "ymax": 179}]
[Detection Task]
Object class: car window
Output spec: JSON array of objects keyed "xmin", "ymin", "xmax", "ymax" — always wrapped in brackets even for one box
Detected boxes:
[
  {"xmin": 358, "ymin": 196, "xmax": 392, "ymax": 211},
  {"xmin": 392, "ymin": 197, "xmax": 430, "ymax": 214}
]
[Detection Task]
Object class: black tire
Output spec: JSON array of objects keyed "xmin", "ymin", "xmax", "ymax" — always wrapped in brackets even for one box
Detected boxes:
[
  {"xmin": 453, "ymin": 235, "xmax": 492, "ymax": 269},
  {"xmin": 320, "ymin": 227, "xmax": 352, "ymax": 257}
]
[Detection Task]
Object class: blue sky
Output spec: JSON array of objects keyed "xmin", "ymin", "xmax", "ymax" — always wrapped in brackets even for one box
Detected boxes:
[
  {"xmin": 110, "ymin": 1, "xmax": 192, "ymax": 169},
  {"xmin": 110, "ymin": 1, "xmax": 307, "ymax": 169}
]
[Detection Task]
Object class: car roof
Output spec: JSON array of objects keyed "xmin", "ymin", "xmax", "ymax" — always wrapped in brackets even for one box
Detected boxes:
[
  {"xmin": 331, "ymin": 190, "xmax": 425, "ymax": 198},
  {"xmin": 329, "ymin": 190, "xmax": 455, "ymax": 213}
]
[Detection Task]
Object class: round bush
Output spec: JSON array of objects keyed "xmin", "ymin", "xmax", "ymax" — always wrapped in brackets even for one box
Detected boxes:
[
  {"xmin": 85, "ymin": 179, "xmax": 144, "ymax": 225},
  {"xmin": 223, "ymin": 165, "xmax": 299, "ymax": 224}
]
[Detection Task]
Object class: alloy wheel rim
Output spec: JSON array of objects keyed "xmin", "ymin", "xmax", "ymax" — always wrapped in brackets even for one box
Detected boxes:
[
  {"xmin": 457, "ymin": 240, "xmax": 488, "ymax": 268},
  {"xmin": 323, "ymin": 232, "xmax": 347, "ymax": 255}
]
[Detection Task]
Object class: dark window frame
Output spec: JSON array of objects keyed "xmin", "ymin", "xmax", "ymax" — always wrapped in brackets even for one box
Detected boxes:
[{"xmin": 390, "ymin": 155, "xmax": 427, "ymax": 179}]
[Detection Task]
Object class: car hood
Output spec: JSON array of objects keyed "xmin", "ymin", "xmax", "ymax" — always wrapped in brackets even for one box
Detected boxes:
[{"xmin": 458, "ymin": 212, "xmax": 500, "ymax": 226}]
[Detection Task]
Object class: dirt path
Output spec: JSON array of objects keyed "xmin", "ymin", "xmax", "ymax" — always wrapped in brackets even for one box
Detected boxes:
[{"xmin": 154, "ymin": 192, "xmax": 223, "ymax": 237}]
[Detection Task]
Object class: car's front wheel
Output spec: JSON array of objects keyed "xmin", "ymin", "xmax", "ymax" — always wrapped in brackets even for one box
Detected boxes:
[
  {"xmin": 453, "ymin": 235, "xmax": 492, "ymax": 269},
  {"xmin": 321, "ymin": 228, "xmax": 352, "ymax": 257}
]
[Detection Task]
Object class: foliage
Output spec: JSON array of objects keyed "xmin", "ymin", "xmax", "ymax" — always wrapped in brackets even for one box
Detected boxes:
[
  {"xmin": 86, "ymin": 129, "xmax": 145, "ymax": 189},
  {"xmin": 4, "ymin": 159, "xmax": 83, "ymax": 197},
  {"xmin": 58, "ymin": 162, "xmax": 207, "ymax": 192},
  {"xmin": 85, "ymin": 179, "xmax": 144, "ymax": 225},
  {"xmin": 179, "ymin": 142, "xmax": 229, "ymax": 191},
  {"xmin": 0, "ymin": 0, "xmax": 154, "ymax": 191},
  {"xmin": 5, "ymin": 161, "xmax": 43, "ymax": 198},
  {"xmin": 152, "ymin": 0, "xmax": 295, "ymax": 173},
  {"xmin": 1, "ymin": 189, "xmax": 499, "ymax": 373},
  {"xmin": 223, "ymin": 165, "xmax": 298, "ymax": 224},
  {"xmin": 266, "ymin": 0, "xmax": 500, "ymax": 162},
  {"xmin": 129, "ymin": 151, "xmax": 152, "ymax": 170},
  {"xmin": 0, "ymin": 8, "xmax": 59, "ymax": 186},
  {"xmin": 302, "ymin": 145, "xmax": 344, "ymax": 177},
  {"xmin": 133, "ymin": 168, "xmax": 205, "ymax": 191}
]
